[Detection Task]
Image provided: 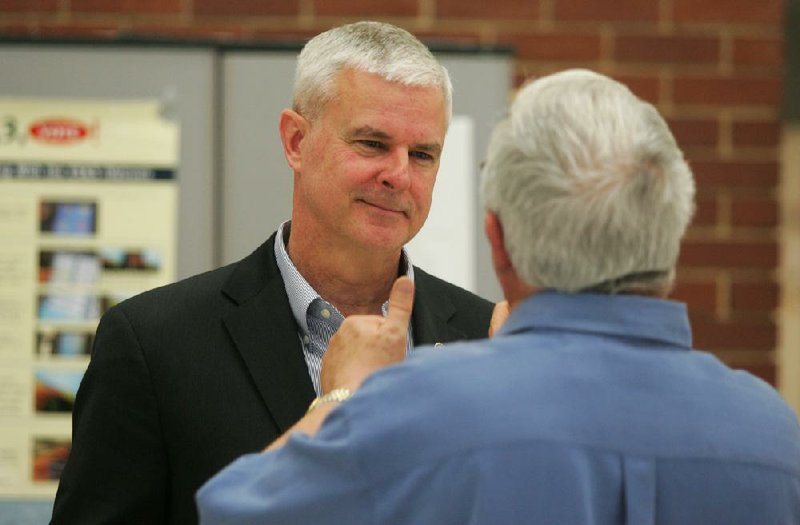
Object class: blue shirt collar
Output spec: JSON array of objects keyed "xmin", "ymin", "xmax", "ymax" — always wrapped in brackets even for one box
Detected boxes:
[{"xmin": 497, "ymin": 290, "xmax": 692, "ymax": 350}]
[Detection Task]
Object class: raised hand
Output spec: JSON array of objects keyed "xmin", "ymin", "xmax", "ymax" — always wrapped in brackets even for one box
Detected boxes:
[{"xmin": 320, "ymin": 276, "xmax": 415, "ymax": 394}]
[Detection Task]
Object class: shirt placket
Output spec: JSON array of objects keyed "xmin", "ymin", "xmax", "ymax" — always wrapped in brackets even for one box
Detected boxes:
[{"xmin": 305, "ymin": 298, "xmax": 345, "ymax": 394}]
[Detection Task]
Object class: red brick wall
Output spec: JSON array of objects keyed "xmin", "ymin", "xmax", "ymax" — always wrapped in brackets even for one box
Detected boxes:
[{"xmin": 1, "ymin": 0, "xmax": 786, "ymax": 384}]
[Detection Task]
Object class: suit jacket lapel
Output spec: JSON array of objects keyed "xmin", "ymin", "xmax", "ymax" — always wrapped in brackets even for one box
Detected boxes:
[
  {"xmin": 221, "ymin": 233, "xmax": 315, "ymax": 433},
  {"xmin": 412, "ymin": 268, "xmax": 468, "ymax": 345}
]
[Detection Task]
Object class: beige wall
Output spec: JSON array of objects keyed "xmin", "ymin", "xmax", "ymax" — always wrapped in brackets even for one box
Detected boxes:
[{"xmin": 779, "ymin": 126, "xmax": 800, "ymax": 414}]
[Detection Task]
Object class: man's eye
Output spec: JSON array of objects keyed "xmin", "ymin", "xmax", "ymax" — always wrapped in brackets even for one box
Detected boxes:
[
  {"xmin": 410, "ymin": 151, "xmax": 434, "ymax": 162},
  {"xmin": 358, "ymin": 140, "xmax": 385, "ymax": 150}
]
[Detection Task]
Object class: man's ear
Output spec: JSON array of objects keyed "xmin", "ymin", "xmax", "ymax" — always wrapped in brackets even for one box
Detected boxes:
[
  {"xmin": 485, "ymin": 210, "xmax": 537, "ymax": 308},
  {"xmin": 279, "ymin": 109, "xmax": 308, "ymax": 171},
  {"xmin": 485, "ymin": 210, "xmax": 513, "ymax": 273}
]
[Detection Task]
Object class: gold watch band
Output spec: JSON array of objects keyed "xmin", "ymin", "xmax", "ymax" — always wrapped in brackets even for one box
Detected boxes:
[{"xmin": 307, "ymin": 388, "xmax": 352, "ymax": 413}]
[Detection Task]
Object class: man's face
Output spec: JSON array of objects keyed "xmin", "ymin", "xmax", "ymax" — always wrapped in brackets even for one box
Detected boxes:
[{"xmin": 292, "ymin": 68, "xmax": 447, "ymax": 253}]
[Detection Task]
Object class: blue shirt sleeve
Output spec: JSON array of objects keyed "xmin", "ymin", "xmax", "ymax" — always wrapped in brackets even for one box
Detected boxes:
[{"xmin": 196, "ymin": 409, "xmax": 373, "ymax": 525}]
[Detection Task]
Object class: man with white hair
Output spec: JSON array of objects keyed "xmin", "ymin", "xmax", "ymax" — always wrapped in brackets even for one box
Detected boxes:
[
  {"xmin": 197, "ymin": 69, "xmax": 800, "ymax": 524},
  {"xmin": 52, "ymin": 22, "xmax": 494, "ymax": 524}
]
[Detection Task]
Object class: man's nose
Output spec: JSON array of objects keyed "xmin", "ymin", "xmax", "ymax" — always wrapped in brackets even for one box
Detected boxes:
[{"xmin": 378, "ymin": 149, "xmax": 411, "ymax": 191}]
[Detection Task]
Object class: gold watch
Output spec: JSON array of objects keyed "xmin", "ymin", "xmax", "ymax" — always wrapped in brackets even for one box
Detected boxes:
[{"xmin": 307, "ymin": 388, "xmax": 352, "ymax": 413}]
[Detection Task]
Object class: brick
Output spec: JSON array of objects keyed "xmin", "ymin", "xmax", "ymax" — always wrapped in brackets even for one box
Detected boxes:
[
  {"xmin": 70, "ymin": 0, "xmax": 180, "ymax": 12},
  {"xmin": 690, "ymin": 160, "xmax": 778, "ymax": 189},
  {"xmin": 679, "ymin": 240, "xmax": 777, "ymax": 268},
  {"xmin": 252, "ymin": 28, "xmax": 483, "ymax": 49},
  {"xmin": 690, "ymin": 197, "xmax": 718, "ymax": 226},
  {"xmin": 673, "ymin": 0, "xmax": 783, "ymax": 26},
  {"xmin": 554, "ymin": 0, "xmax": 658, "ymax": 22},
  {"xmin": 415, "ymin": 31, "xmax": 483, "ymax": 47},
  {"xmin": 733, "ymin": 37, "xmax": 783, "ymax": 67},
  {"xmin": 732, "ymin": 121, "xmax": 780, "ymax": 148},
  {"xmin": 315, "ymin": 0, "xmax": 417, "ymax": 17},
  {"xmin": 669, "ymin": 280, "xmax": 717, "ymax": 314},
  {"xmin": 730, "ymin": 197, "xmax": 778, "ymax": 227},
  {"xmin": 70, "ymin": 0, "xmax": 126, "ymax": 11},
  {"xmin": 500, "ymin": 32, "xmax": 601, "ymax": 62},
  {"xmin": 0, "ymin": 0, "xmax": 59, "ymax": 10},
  {"xmin": 0, "ymin": 24, "xmax": 33, "ymax": 34},
  {"xmin": 615, "ymin": 34, "xmax": 719, "ymax": 65},
  {"xmin": 613, "ymin": 74, "xmax": 660, "ymax": 104},
  {"xmin": 673, "ymin": 76, "xmax": 782, "ymax": 106},
  {"xmin": 194, "ymin": 0, "xmax": 298, "ymax": 16},
  {"xmin": 131, "ymin": 0, "xmax": 181, "ymax": 13},
  {"xmin": 739, "ymin": 363, "xmax": 775, "ymax": 385},
  {"xmin": 437, "ymin": 0, "xmax": 539, "ymax": 18},
  {"xmin": 689, "ymin": 313, "xmax": 776, "ymax": 350},
  {"xmin": 667, "ymin": 118, "xmax": 718, "ymax": 148},
  {"xmin": 250, "ymin": 28, "xmax": 319, "ymax": 44},
  {"xmin": 39, "ymin": 23, "xmax": 122, "ymax": 37},
  {"xmin": 731, "ymin": 281, "xmax": 779, "ymax": 311},
  {"xmin": 711, "ymin": 350, "xmax": 776, "ymax": 384},
  {"xmin": 130, "ymin": 24, "xmax": 244, "ymax": 40},
  {"xmin": 513, "ymin": 70, "xmax": 533, "ymax": 89}
]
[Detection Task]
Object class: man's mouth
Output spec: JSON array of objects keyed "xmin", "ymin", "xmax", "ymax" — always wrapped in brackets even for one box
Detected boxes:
[{"xmin": 358, "ymin": 199, "xmax": 407, "ymax": 216}]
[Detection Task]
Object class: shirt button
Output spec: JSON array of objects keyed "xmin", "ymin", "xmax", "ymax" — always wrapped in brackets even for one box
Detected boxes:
[
  {"xmin": 320, "ymin": 308, "xmax": 331, "ymax": 319},
  {"xmin": 303, "ymin": 335, "xmax": 310, "ymax": 344}
]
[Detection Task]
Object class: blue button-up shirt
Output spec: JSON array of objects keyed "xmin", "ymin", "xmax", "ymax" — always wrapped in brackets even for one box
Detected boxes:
[
  {"xmin": 274, "ymin": 221, "xmax": 415, "ymax": 395},
  {"xmin": 198, "ymin": 291, "xmax": 800, "ymax": 524}
]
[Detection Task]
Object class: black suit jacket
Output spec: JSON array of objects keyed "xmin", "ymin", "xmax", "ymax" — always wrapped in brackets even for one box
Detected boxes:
[{"xmin": 51, "ymin": 232, "xmax": 494, "ymax": 524}]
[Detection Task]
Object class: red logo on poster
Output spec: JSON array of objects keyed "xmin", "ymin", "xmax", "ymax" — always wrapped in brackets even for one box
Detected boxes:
[{"xmin": 29, "ymin": 119, "xmax": 90, "ymax": 144}]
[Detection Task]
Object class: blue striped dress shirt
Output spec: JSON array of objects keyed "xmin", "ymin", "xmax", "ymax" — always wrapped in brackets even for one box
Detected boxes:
[{"xmin": 274, "ymin": 221, "xmax": 414, "ymax": 395}]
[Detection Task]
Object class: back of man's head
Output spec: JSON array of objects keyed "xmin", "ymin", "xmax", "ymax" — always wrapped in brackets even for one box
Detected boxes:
[
  {"xmin": 292, "ymin": 21, "xmax": 453, "ymax": 123},
  {"xmin": 481, "ymin": 69, "xmax": 695, "ymax": 295}
]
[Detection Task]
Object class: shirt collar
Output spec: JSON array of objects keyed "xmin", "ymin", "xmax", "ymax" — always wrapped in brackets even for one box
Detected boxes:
[
  {"xmin": 497, "ymin": 290, "xmax": 692, "ymax": 350},
  {"xmin": 274, "ymin": 220, "xmax": 415, "ymax": 335}
]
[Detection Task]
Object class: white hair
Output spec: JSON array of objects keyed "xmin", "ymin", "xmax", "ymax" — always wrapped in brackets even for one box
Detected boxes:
[
  {"xmin": 481, "ymin": 69, "xmax": 696, "ymax": 294},
  {"xmin": 293, "ymin": 21, "xmax": 453, "ymax": 123}
]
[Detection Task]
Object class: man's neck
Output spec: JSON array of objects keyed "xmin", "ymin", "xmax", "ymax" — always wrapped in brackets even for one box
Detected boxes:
[{"xmin": 286, "ymin": 225, "xmax": 401, "ymax": 317}]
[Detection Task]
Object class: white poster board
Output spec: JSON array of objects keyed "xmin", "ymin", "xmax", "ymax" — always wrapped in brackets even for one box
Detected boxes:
[
  {"xmin": 406, "ymin": 115, "xmax": 476, "ymax": 291},
  {"xmin": 0, "ymin": 98, "xmax": 178, "ymax": 498}
]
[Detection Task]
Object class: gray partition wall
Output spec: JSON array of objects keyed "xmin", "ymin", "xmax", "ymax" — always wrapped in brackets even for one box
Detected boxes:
[{"xmin": 221, "ymin": 51, "xmax": 297, "ymax": 265}]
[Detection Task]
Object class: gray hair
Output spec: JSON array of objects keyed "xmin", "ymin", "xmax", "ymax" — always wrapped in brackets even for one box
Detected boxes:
[
  {"xmin": 481, "ymin": 69, "xmax": 695, "ymax": 294},
  {"xmin": 293, "ymin": 21, "xmax": 453, "ymax": 123}
]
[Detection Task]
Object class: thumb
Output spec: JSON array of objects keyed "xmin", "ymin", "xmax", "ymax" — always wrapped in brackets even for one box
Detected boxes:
[{"xmin": 386, "ymin": 276, "xmax": 414, "ymax": 329}]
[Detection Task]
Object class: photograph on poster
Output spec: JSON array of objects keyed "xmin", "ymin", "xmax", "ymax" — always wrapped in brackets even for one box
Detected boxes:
[
  {"xmin": 33, "ymin": 369, "xmax": 83, "ymax": 413},
  {"xmin": 32, "ymin": 437, "xmax": 71, "ymax": 482},
  {"xmin": 38, "ymin": 250, "xmax": 100, "ymax": 284},
  {"xmin": 99, "ymin": 247, "xmax": 161, "ymax": 272},
  {"xmin": 35, "ymin": 330, "xmax": 93, "ymax": 358},
  {"xmin": 39, "ymin": 200, "xmax": 97, "ymax": 236},
  {"xmin": 37, "ymin": 293, "xmax": 100, "ymax": 321},
  {"xmin": 34, "ymin": 369, "xmax": 83, "ymax": 414}
]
